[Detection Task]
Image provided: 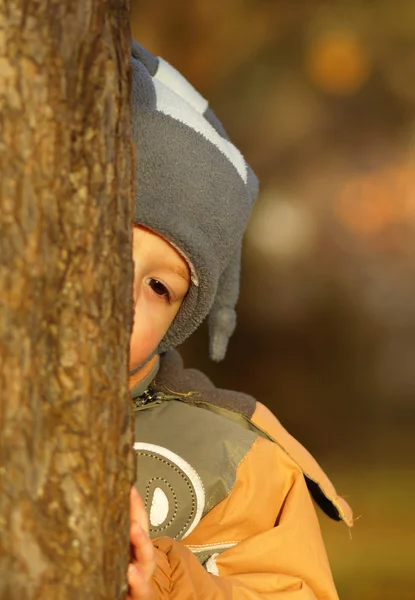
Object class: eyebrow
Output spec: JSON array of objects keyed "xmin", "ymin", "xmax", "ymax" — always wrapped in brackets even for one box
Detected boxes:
[{"xmin": 168, "ymin": 261, "xmax": 190, "ymax": 283}]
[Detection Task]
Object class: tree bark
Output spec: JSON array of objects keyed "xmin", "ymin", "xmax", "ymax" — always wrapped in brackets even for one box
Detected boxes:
[{"xmin": 0, "ymin": 2, "xmax": 134, "ymax": 599}]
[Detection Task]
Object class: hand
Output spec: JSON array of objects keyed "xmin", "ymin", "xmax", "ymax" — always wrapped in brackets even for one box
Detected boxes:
[{"xmin": 127, "ymin": 487, "xmax": 156, "ymax": 600}]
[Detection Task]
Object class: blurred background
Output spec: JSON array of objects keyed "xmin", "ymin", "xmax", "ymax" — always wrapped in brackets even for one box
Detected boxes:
[{"xmin": 131, "ymin": 2, "xmax": 415, "ymax": 598}]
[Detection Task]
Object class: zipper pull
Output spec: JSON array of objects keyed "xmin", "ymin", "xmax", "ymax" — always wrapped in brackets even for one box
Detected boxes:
[{"xmin": 133, "ymin": 389, "xmax": 173, "ymax": 411}]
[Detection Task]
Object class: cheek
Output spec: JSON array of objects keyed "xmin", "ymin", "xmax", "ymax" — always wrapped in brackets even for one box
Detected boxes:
[
  {"xmin": 129, "ymin": 297, "xmax": 178, "ymax": 368},
  {"xmin": 129, "ymin": 310, "xmax": 161, "ymax": 367}
]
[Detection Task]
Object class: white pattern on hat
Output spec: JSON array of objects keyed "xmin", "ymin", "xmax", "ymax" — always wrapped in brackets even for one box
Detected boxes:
[
  {"xmin": 153, "ymin": 71, "xmax": 248, "ymax": 184},
  {"xmin": 154, "ymin": 57, "xmax": 208, "ymax": 115}
]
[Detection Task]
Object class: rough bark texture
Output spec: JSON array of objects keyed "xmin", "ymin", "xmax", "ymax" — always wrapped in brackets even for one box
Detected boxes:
[{"xmin": 0, "ymin": 2, "xmax": 134, "ymax": 599}]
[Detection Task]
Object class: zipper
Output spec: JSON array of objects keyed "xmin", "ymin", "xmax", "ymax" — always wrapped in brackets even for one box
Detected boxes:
[{"xmin": 133, "ymin": 389, "xmax": 179, "ymax": 411}]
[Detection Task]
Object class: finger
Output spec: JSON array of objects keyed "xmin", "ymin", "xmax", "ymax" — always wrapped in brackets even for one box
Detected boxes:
[
  {"xmin": 130, "ymin": 486, "xmax": 150, "ymax": 535},
  {"xmin": 127, "ymin": 563, "xmax": 151, "ymax": 600},
  {"xmin": 131, "ymin": 525, "xmax": 156, "ymax": 578},
  {"xmin": 130, "ymin": 523, "xmax": 156, "ymax": 583}
]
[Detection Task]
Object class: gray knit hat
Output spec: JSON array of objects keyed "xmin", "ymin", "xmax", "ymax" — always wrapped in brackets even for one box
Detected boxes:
[{"xmin": 131, "ymin": 41, "xmax": 258, "ymax": 361}]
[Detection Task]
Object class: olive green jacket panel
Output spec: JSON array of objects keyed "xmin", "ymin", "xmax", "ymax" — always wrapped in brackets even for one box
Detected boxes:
[{"xmin": 134, "ymin": 399, "xmax": 257, "ymax": 541}]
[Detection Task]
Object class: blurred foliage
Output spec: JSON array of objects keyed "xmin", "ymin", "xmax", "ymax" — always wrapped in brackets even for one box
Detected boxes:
[
  {"xmin": 131, "ymin": 1, "xmax": 415, "ymax": 597},
  {"xmin": 319, "ymin": 467, "xmax": 415, "ymax": 600}
]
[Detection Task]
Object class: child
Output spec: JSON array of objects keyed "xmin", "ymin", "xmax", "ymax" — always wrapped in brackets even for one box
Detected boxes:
[{"xmin": 127, "ymin": 41, "xmax": 353, "ymax": 599}]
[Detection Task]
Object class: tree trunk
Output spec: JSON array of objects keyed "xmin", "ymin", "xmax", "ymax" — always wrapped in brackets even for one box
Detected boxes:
[{"xmin": 0, "ymin": 2, "xmax": 134, "ymax": 599}]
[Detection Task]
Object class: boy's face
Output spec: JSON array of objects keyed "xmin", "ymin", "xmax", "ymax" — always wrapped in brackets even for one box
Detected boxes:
[{"xmin": 129, "ymin": 225, "xmax": 190, "ymax": 371}]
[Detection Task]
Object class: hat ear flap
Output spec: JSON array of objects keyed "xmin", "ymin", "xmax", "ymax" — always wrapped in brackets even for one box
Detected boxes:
[{"xmin": 208, "ymin": 247, "xmax": 241, "ymax": 361}]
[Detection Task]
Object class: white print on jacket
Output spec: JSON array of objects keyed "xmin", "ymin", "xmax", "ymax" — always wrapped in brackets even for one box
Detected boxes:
[{"xmin": 134, "ymin": 442, "xmax": 206, "ymax": 540}]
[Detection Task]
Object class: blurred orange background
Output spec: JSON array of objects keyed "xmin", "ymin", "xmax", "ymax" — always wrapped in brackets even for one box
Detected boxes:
[{"xmin": 131, "ymin": 2, "xmax": 415, "ymax": 598}]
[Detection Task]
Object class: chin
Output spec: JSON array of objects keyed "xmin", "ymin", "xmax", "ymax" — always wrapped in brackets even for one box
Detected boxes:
[
  {"xmin": 129, "ymin": 347, "xmax": 152, "ymax": 371},
  {"xmin": 130, "ymin": 346, "xmax": 159, "ymax": 373}
]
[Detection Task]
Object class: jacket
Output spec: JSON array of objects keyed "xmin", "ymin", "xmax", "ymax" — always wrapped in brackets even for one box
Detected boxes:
[{"xmin": 133, "ymin": 350, "xmax": 353, "ymax": 599}]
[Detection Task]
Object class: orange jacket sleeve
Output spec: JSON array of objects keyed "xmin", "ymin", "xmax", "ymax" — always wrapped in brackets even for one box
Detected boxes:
[
  {"xmin": 150, "ymin": 535, "xmax": 319, "ymax": 599},
  {"xmin": 148, "ymin": 432, "xmax": 344, "ymax": 599}
]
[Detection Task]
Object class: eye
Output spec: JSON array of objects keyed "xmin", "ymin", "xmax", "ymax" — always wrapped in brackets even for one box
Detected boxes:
[{"xmin": 145, "ymin": 278, "xmax": 171, "ymax": 302}]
